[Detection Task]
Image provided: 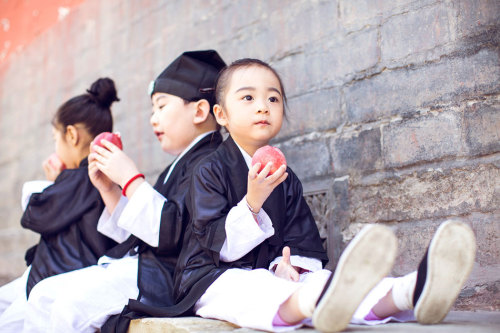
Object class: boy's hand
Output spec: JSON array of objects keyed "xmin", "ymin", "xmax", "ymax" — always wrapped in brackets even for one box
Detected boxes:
[
  {"xmin": 246, "ymin": 162, "xmax": 287, "ymax": 213},
  {"xmin": 91, "ymin": 140, "xmax": 140, "ymax": 189},
  {"xmin": 42, "ymin": 155, "xmax": 63, "ymax": 181},
  {"xmin": 274, "ymin": 246, "xmax": 300, "ymax": 282}
]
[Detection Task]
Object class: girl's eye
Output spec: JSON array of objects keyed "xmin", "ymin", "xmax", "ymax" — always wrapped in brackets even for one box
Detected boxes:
[
  {"xmin": 242, "ymin": 95, "xmax": 253, "ymax": 101},
  {"xmin": 269, "ymin": 96, "xmax": 279, "ymax": 103}
]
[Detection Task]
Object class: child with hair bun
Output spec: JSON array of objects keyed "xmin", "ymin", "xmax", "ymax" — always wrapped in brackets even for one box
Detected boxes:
[{"xmin": 0, "ymin": 78, "xmax": 120, "ymax": 331}]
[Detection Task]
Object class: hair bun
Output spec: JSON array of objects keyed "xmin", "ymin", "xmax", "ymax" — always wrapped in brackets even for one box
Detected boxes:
[{"xmin": 87, "ymin": 77, "xmax": 120, "ymax": 108}]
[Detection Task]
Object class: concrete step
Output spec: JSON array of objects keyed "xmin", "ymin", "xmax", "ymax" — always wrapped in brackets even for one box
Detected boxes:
[{"xmin": 128, "ymin": 311, "xmax": 500, "ymax": 333}]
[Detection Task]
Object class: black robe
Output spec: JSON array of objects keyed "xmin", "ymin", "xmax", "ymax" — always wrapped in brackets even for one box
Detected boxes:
[
  {"xmin": 22, "ymin": 158, "xmax": 117, "ymax": 297},
  {"xmin": 101, "ymin": 131, "xmax": 223, "ymax": 332},
  {"xmin": 107, "ymin": 136, "xmax": 328, "ymax": 327}
]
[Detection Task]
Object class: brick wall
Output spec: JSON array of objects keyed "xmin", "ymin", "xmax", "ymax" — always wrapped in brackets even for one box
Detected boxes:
[{"xmin": 0, "ymin": 0, "xmax": 498, "ymax": 310}]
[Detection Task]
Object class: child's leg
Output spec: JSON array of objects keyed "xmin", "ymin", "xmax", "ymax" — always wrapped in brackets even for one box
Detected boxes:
[
  {"xmin": 196, "ymin": 224, "xmax": 396, "ymax": 332},
  {"xmin": 0, "ymin": 266, "xmax": 30, "ymax": 316},
  {"xmin": 360, "ymin": 220, "xmax": 476, "ymax": 325},
  {"xmin": 271, "ymin": 225, "xmax": 399, "ymax": 331},
  {"xmin": 23, "ymin": 257, "xmax": 139, "ymax": 333},
  {"xmin": 0, "ymin": 292, "xmax": 28, "ymax": 332},
  {"xmin": 371, "ymin": 272, "xmax": 417, "ymax": 319},
  {"xmin": 412, "ymin": 220, "xmax": 476, "ymax": 324},
  {"xmin": 0, "ymin": 266, "xmax": 31, "ymax": 331},
  {"xmin": 195, "ymin": 268, "xmax": 314, "ymax": 331},
  {"xmin": 310, "ymin": 224, "xmax": 398, "ymax": 333},
  {"xmin": 277, "ymin": 269, "xmax": 331, "ymax": 325}
]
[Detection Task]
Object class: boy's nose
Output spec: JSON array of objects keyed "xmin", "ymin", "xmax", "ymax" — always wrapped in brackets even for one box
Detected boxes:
[{"xmin": 150, "ymin": 111, "xmax": 158, "ymax": 125}]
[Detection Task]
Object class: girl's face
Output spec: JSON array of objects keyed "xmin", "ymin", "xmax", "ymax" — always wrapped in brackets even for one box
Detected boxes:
[
  {"xmin": 52, "ymin": 126, "xmax": 73, "ymax": 168},
  {"xmin": 150, "ymin": 92, "xmax": 197, "ymax": 155},
  {"xmin": 216, "ymin": 65, "xmax": 284, "ymax": 155}
]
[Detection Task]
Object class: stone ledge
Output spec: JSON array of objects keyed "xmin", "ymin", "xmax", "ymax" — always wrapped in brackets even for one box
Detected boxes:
[
  {"xmin": 128, "ymin": 312, "xmax": 500, "ymax": 333},
  {"xmin": 128, "ymin": 317, "xmax": 256, "ymax": 332}
]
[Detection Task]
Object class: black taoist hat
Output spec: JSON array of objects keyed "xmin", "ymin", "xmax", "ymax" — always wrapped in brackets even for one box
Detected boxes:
[{"xmin": 148, "ymin": 50, "xmax": 226, "ymax": 107}]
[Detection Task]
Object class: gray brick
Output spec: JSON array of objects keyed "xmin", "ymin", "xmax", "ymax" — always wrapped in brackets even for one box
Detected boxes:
[
  {"xmin": 330, "ymin": 127, "xmax": 383, "ymax": 176},
  {"xmin": 464, "ymin": 102, "xmax": 500, "ymax": 156},
  {"xmin": 266, "ymin": 0, "xmax": 340, "ymax": 54},
  {"xmin": 381, "ymin": 4, "xmax": 453, "ymax": 63},
  {"xmin": 349, "ymin": 164, "xmax": 500, "ymax": 224},
  {"xmin": 278, "ymin": 87, "xmax": 343, "ymax": 139},
  {"xmin": 339, "ymin": 0, "xmax": 421, "ymax": 31},
  {"xmin": 383, "ymin": 111, "xmax": 463, "ymax": 167},
  {"xmin": 279, "ymin": 139, "xmax": 332, "ymax": 181},
  {"xmin": 390, "ymin": 213, "xmax": 499, "ymax": 273},
  {"xmin": 274, "ymin": 27, "xmax": 379, "ymax": 95},
  {"xmin": 345, "ymin": 49, "xmax": 500, "ymax": 123},
  {"xmin": 456, "ymin": 0, "xmax": 500, "ymax": 37}
]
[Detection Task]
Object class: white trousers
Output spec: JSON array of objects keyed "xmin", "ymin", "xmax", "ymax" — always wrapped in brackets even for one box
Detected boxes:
[
  {"xmin": 195, "ymin": 268, "xmax": 331, "ymax": 332},
  {"xmin": 195, "ymin": 268, "xmax": 414, "ymax": 332},
  {"xmin": 23, "ymin": 256, "xmax": 139, "ymax": 333},
  {"xmin": 0, "ymin": 267, "xmax": 30, "ymax": 332}
]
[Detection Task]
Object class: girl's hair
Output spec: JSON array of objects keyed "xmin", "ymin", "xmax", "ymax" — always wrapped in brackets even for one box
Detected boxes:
[
  {"xmin": 215, "ymin": 58, "xmax": 288, "ymax": 114},
  {"xmin": 52, "ymin": 78, "xmax": 120, "ymax": 137}
]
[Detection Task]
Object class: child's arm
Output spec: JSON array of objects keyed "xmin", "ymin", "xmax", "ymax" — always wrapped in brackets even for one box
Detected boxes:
[
  {"xmin": 91, "ymin": 140, "xmax": 145, "ymax": 198},
  {"xmin": 219, "ymin": 195, "xmax": 275, "ymax": 262},
  {"xmin": 218, "ymin": 163, "xmax": 288, "ymax": 261},
  {"xmin": 90, "ymin": 139, "xmax": 190, "ymax": 250},
  {"xmin": 272, "ymin": 170, "xmax": 329, "ymax": 272},
  {"xmin": 246, "ymin": 162, "xmax": 288, "ymax": 216},
  {"xmin": 88, "ymin": 151, "xmax": 122, "ymax": 213},
  {"xmin": 21, "ymin": 171, "xmax": 98, "ymax": 235},
  {"xmin": 20, "ymin": 180, "xmax": 53, "ymax": 211}
]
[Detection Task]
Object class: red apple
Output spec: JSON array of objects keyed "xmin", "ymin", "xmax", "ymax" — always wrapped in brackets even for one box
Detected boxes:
[
  {"xmin": 92, "ymin": 132, "xmax": 123, "ymax": 151},
  {"xmin": 48, "ymin": 153, "xmax": 66, "ymax": 170},
  {"xmin": 251, "ymin": 145, "xmax": 287, "ymax": 175}
]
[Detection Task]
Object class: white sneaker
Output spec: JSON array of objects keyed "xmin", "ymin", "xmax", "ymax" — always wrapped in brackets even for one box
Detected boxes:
[
  {"xmin": 311, "ymin": 224, "xmax": 397, "ymax": 332},
  {"xmin": 413, "ymin": 220, "xmax": 476, "ymax": 324}
]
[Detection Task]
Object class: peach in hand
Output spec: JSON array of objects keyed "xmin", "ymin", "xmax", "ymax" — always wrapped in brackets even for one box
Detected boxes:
[
  {"xmin": 91, "ymin": 132, "xmax": 123, "ymax": 152},
  {"xmin": 251, "ymin": 145, "xmax": 287, "ymax": 175}
]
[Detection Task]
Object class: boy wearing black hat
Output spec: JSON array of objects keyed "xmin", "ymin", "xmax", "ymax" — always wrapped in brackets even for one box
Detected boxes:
[{"xmin": 23, "ymin": 50, "xmax": 226, "ymax": 332}]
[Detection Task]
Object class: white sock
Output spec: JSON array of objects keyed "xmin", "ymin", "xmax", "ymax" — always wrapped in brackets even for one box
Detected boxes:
[
  {"xmin": 297, "ymin": 272, "xmax": 331, "ymax": 317},
  {"xmin": 391, "ymin": 271, "xmax": 417, "ymax": 311}
]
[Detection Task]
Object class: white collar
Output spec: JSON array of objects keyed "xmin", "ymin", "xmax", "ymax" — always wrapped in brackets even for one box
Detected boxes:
[
  {"xmin": 163, "ymin": 130, "xmax": 216, "ymax": 184},
  {"xmin": 234, "ymin": 141, "xmax": 253, "ymax": 170}
]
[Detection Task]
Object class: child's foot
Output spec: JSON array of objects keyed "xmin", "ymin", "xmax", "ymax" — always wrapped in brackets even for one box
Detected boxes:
[
  {"xmin": 311, "ymin": 224, "xmax": 397, "ymax": 333},
  {"xmin": 413, "ymin": 220, "xmax": 476, "ymax": 324}
]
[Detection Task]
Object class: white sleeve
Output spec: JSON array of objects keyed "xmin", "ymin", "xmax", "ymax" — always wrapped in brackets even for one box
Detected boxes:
[
  {"xmin": 96, "ymin": 195, "xmax": 130, "ymax": 243},
  {"xmin": 268, "ymin": 255, "xmax": 323, "ymax": 273},
  {"xmin": 116, "ymin": 181, "xmax": 166, "ymax": 247},
  {"xmin": 220, "ymin": 195, "xmax": 275, "ymax": 262},
  {"xmin": 21, "ymin": 180, "xmax": 54, "ymax": 211}
]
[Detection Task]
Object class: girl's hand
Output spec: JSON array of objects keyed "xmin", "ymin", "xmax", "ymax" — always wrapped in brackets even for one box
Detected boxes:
[
  {"xmin": 88, "ymin": 152, "xmax": 117, "ymax": 193},
  {"xmin": 91, "ymin": 140, "xmax": 141, "ymax": 188},
  {"xmin": 274, "ymin": 246, "xmax": 300, "ymax": 282},
  {"xmin": 246, "ymin": 162, "xmax": 287, "ymax": 213},
  {"xmin": 42, "ymin": 155, "xmax": 63, "ymax": 181}
]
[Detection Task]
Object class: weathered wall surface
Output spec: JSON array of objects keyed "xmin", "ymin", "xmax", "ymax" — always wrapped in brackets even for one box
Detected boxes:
[{"xmin": 0, "ymin": 0, "xmax": 498, "ymax": 310}]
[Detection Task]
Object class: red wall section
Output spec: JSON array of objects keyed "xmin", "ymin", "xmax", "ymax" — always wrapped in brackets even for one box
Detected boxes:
[{"xmin": 0, "ymin": 0, "xmax": 85, "ymax": 67}]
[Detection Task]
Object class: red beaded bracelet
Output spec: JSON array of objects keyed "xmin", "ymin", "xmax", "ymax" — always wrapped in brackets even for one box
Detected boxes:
[{"xmin": 121, "ymin": 173, "xmax": 145, "ymax": 196}]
